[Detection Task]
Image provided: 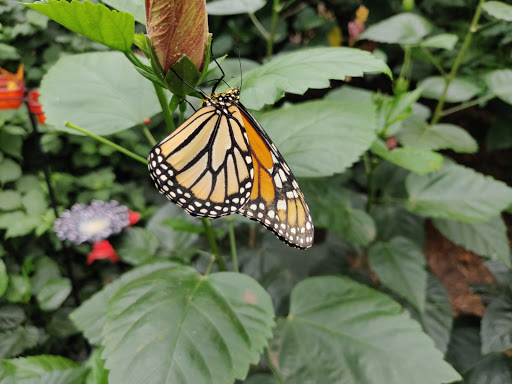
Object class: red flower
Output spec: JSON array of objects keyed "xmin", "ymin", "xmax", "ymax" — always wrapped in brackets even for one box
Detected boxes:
[
  {"xmin": 27, "ymin": 89, "xmax": 47, "ymax": 125},
  {"xmin": 0, "ymin": 65, "xmax": 24, "ymax": 110},
  {"xmin": 128, "ymin": 210, "xmax": 141, "ymax": 227},
  {"xmin": 87, "ymin": 240, "xmax": 120, "ymax": 264}
]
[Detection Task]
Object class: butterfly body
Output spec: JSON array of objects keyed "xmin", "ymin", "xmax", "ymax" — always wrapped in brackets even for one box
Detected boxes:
[{"xmin": 148, "ymin": 87, "xmax": 314, "ymax": 249}]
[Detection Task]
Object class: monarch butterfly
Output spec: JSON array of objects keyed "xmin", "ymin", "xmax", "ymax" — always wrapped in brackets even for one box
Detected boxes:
[{"xmin": 148, "ymin": 85, "xmax": 314, "ymax": 249}]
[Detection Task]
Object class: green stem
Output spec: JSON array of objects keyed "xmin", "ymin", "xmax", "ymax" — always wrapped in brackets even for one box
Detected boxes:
[
  {"xmin": 430, "ymin": 0, "xmax": 486, "ymax": 125},
  {"xmin": 65, "ymin": 122, "xmax": 146, "ymax": 164},
  {"xmin": 140, "ymin": 124, "xmax": 157, "ymax": 146},
  {"xmin": 248, "ymin": 12, "xmax": 269, "ymax": 41},
  {"xmin": 201, "ymin": 219, "xmax": 226, "ymax": 271},
  {"xmin": 420, "ymin": 45, "xmax": 447, "ymax": 77},
  {"xmin": 153, "ymin": 84, "xmax": 175, "ymax": 132},
  {"xmin": 363, "ymin": 153, "xmax": 376, "ymax": 212},
  {"xmin": 441, "ymin": 93, "xmax": 495, "ymax": 117},
  {"xmin": 397, "ymin": 45, "xmax": 412, "ymax": 83},
  {"xmin": 266, "ymin": 0, "xmax": 280, "ymax": 60},
  {"xmin": 179, "ymin": 100, "xmax": 187, "ymax": 125},
  {"xmin": 204, "ymin": 254, "xmax": 216, "ymax": 277},
  {"xmin": 228, "ymin": 218, "xmax": 239, "ymax": 273}
]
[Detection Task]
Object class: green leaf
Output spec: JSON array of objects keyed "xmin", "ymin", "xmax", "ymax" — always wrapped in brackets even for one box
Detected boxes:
[
  {"xmin": 360, "ymin": 13, "xmax": 433, "ymax": 44},
  {"xmin": 70, "ymin": 262, "xmax": 178, "ymax": 345},
  {"xmin": 0, "ymin": 132, "xmax": 23, "ymax": 159},
  {"xmin": 371, "ymin": 139, "xmax": 443, "ymax": 175},
  {"xmin": 207, "ymin": 0, "xmax": 266, "ymax": 15},
  {"xmin": 0, "ymin": 260, "xmax": 7, "ymax": 298},
  {"xmin": 486, "ymin": 111, "xmax": 512, "ymax": 151},
  {"xmin": 433, "ymin": 216, "xmax": 511, "ymax": 267},
  {"xmin": 486, "ymin": 69, "xmax": 512, "ymax": 104},
  {"xmin": 482, "ymin": 1, "xmax": 512, "ymax": 21},
  {"xmin": 146, "ymin": 204, "xmax": 199, "ymax": 258},
  {"xmin": 0, "ymin": 44, "xmax": 20, "ymax": 61},
  {"xmin": 397, "ymin": 118, "xmax": 478, "ymax": 153},
  {"xmin": 31, "ymin": 257, "xmax": 61, "ymax": 294},
  {"xmin": 85, "ymin": 348, "xmax": 109, "ymax": 384},
  {"xmin": 22, "ymin": 189, "xmax": 47, "ymax": 217},
  {"xmin": 481, "ymin": 295, "xmax": 512, "ymax": 354},
  {"xmin": 243, "ymin": 374, "xmax": 276, "ymax": 384},
  {"xmin": 419, "ymin": 76, "xmax": 480, "ymax": 102},
  {"xmin": 0, "ymin": 159, "xmax": 22, "ymax": 184},
  {"xmin": 239, "ymin": 47, "xmax": 391, "ymax": 110},
  {"xmin": 268, "ymin": 276, "xmax": 461, "ymax": 383},
  {"xmin": 257, "ymin": 100, "xmax": 377, "ymax": 177},
  {"xmin": 0, "ymin": 326, "xmax": 39, "ymax": 358},
  {"xmin": 4, "ymin": 275, "xmax": 31, "ymax": 304},
  {"xmin": 417, "ymin": 275, "xmax": 453, "ymax": 354},
  {"xmin": 40, "ymin": 51, "xmax": 161, "ymax": 136},
  {"xmin": 301, "ymin": 180, "xmax": 376, "ymax": 245},
  {"xmin": 446, "ymin": 323, "xmax": 482, "ymax": 374},
  {"xmin": 102, "ymin": 266, "xmax": 275, "ymax": 384},
  {"xmin": 381, "ymin": 88, "xmax": 423, "ymax": 129},
  {"xmin": 104, "ymin": 0, "xmax": 145, "ymax": 24},
  {"xmin": 0, "ymin": 306, "xmax": 25, "ymax": 331},
  {"xmin": 0, "ymin": 355, "xmax": 87, "ymax": 384},
  {"xmin": 36, "ymin": 277, "xmax": 71, "ymax": 311},
  {"xmin": 0, "ymin": 191, "xmax": 22, "ymax": 211},
  {"xmin": 0, "ymin": 211, "xmax": 40, "ymax": 238},
  {"xmin": 25, "ymin": 0, "xmax": 134, "ymax": 51},
  {"xmin": 371, "ymin": 203, "xmax": 425, "ymax": 245},
  {"xmin": 46, "ymin": 308, "xmax": 79, "ymax": 339},
  {"xmin": 369, "ymin": 237, "xmax": 427, "ymax": 312},
  {"xmin": 421, "ymin": 33, "xmax": 459, "ymax": 50},
  {"xmin": 115, "ymin": 227, "xmax": 159, "ymax": 266},
  {"xmin": 464, "ymin": 354, "xmax": 512, "ymax": 384},
  {"xmin": 406, "ymin": 162, "xmax": 512, "ymax": 222}
]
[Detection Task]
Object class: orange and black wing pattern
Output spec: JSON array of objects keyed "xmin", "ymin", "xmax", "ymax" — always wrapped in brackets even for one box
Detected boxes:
[{"xmin": 148, "ymin": 87, "xmax": 314, "ymax": 249}]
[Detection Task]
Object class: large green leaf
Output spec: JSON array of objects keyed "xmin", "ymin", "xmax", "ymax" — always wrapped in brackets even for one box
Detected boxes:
[
  {"xmin": 371, "ymin": 203, "xmax": 425, "ymax": 245},
  {"xmin": 239, "ymin": 47, "xmax": 391, "ymax": 110},
  {"xmin": 25, "ymin": 0, "xmax": 134, "ymax": 51},
  {"xmin": 85, "ymin": 348, "xmax": 109, "ymax": 384},
  {"xmin": 0, "ymin": 260, "xmax": 7, "ymax": 298},
  {"xmin": 397, "ymin": 118, "xmax": 478, "ymax": 153},
  {"xmin": 433, "ymin": 216, "xmax": 511, "ymax": 267},
  {"xmin": 0, "ymin": 191, "xmax": 22, "ymax": 211},
  {"xmin": 371, "ymin": 139, "xmax": 443, "ymax": 175},
  {"xmin": 104, "ymin": 0, "xmax": 145, "ymax": 24},
  {"xmin": 40, "ymin": 52, "xmax": 161, "ymax": 136},
  {"xmin": 419, "ymin": 76, "xmax": 480, "ymax": 102},
  {"xmin": 0, "ymin": 326, "xmax": 39, "ymax": 359},
  {"xmin": 0, "ymin": 355, "xmax": 87, "ymax": 384},
  {"xmin": 360, "ymin": 13, "xmax": 433, "ymax": 44},
  {"xmin": 481, "ymin": 296, "xmax": 512, "ymax": 354},
  {"xmin": 301, "ymin": 179, "xmax": 375, "ymax": 245},
  {"xmin": 369, "ymin": 237, "xmax": 427, "ymax": 312},
  {"xmin": 463, "ymin": 354, "xmax": 512, "ymax": 384},
  {"xmin": 268, "ymin": 276, "xmax": 461, "ymax": 384},
  {"xmin": 36, "ymin": 277, "xmax": 71, "ymax": 312},
  {"xmin": 114, "ymin": 227, "xmax": 159, "ymax": 265},
  {"xmin": 418, "ymin": 275, "xmax": 453, "ymax": 354},
  {"xmin": 482, "ymin": 1, "xmax": 512, "ymax": 21},
  {"xmin": 207, "ymin": 0, "xmax": 266, "ymax": 15},
  {"xmin": 406, "ymin": 162, "xmax": 512, "ymax": 222},
  {"xmin": 70, "ymin": 261, "xmax": 177, "ymax": 345},
  {"xmin": 101, "ymin": 266, "xmax": 275, "ymax": 384},
  {"xmin": 257, "ymin": 100, "xmax": 377, "ymax": 177},
  {"xmin": 486, "ymin": 69, "xmax": 512, "ymax": 104},
  {"xmin": 421, "ymin": 33, "xmax": 459, "ymax": 50}
]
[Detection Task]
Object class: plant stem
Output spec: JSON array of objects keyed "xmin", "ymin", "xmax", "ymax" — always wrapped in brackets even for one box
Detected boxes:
[
  {"xmin": 228, "ymin": 218, "xmax": 239, "ymax": 273},
  {"xmin": 266, "ymin": 0, "xmax": 281, "ymax": 60},
  {"xmin": 153, "ymin": 84, "xmax": 175, "ymax": 132},
  {"xmin": 141, "ymin": 124, "xmax": 157, "ymax": 146},
  {"xmin": 65, "ymin": 122, "xmax": 147, "ymax": 165},
  {"xmin": 398, "ymin": 45, "xmax": 412, "ymax": 82},
  {"xmin": 201, "ymin": 219, "xmax": 226, "ymax": 271},
  {"xmin": 248, "ymin": 12, "xmax": 269, "ymax": 41},
  {"xmin": 441, "ymin": 93, "xmax": 495, "ymax": 117},
  {"xmin": 420, "ymin": 45, "xmax": 447, "ymax": 77},
  {"xmin": 204, "ymin": 254, "xmax": 216, "ymax": 276},
  {"xmin": 430, "ymin": 0, "xmax": 486, "ymax": 125},
  {"xmin": 363, "ymin": 153, "xmax": 376, "ymax": 212},
  {"xmin": 179, "ymin": 100, "xmax": 187, "ymax": 125}
]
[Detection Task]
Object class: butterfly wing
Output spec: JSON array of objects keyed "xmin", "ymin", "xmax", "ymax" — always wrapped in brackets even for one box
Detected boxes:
[
  {"xmin": 148, "ymin": 105, "xmax": 254, "ymax": 217},
  {"xmin": 235, "ymin": 104, "xmax": 314, "ymax": 249}
]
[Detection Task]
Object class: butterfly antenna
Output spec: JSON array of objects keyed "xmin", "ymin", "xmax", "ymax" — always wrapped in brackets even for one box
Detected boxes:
[
  {"xmin": 168, "ymin": 67, "xmax": 208, "ymax": 98},
  {"xmin": 210, "ymin": 44, "xmax": 226, "ymax": 94}
]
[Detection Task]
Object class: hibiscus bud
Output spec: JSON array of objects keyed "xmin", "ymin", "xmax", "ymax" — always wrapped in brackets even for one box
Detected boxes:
[{"xmin": 145, "ymin": 0, "xmax": 208, "ymax": 73}]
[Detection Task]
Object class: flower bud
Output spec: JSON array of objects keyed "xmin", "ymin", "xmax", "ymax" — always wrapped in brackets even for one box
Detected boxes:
[{"xmin": 145, "ymin": 0, "xmax": 208, "ymax": 73}]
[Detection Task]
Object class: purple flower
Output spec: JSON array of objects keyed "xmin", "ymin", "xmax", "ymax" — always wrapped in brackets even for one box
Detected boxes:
[{"xmin": 54, "ymin": 200, "xmax": 129, "ymax": 244}]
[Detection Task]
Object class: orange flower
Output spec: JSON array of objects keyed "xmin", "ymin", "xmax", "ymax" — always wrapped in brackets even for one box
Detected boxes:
[
  {"xmin": 145, "ymin": 0, "xmax": 209, "ymax": 73},
  {"xmin": 0, "ymin": 64, "xmax": 25, "ymax": 110}
]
